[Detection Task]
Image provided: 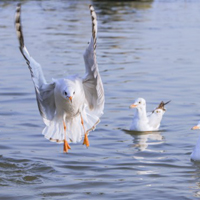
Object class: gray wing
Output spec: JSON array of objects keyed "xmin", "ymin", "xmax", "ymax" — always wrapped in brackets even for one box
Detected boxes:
[
  {"xmin": 15, "ymin": 4, "xmax": 56, "ymax": 122},
  {"xmin": 82, "ymin": 5, "xmax": 104, "ymax": 116}
]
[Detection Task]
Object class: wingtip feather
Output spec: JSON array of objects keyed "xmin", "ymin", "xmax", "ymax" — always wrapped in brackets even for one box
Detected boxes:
[
  {"xmin": 15, "ymin": 3, "xmax": 24, "ymax": 48},
  {"xmin": 156, "ymin": 100, "xmax": 171, "ymax": 111},
  {"xmin": 89, "ymin": 5, "xmax": 97, "ymax": 50}
]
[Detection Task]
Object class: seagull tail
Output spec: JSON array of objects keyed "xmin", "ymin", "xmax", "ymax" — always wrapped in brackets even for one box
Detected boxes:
[
  {"xmin": 42, "ymin": 116, "xmax": 65, "ymax": 143},
  {"xmin": 42, "ymin": 106, "xmax": 100, "ymax": 144},
  {"xmin": 64, "ymin": 106, "xmax": 100, "ymax": 143}
]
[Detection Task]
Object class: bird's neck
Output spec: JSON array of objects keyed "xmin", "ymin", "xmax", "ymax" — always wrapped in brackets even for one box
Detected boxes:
[{"xmin": 135, "ymin": 106, "xmax": 148, "ymax": 121}]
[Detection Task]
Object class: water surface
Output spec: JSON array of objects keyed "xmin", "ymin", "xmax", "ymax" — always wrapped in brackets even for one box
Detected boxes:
[{"xmin": 1, "ymin": 0, "xmax": 200, "ymax": 199}]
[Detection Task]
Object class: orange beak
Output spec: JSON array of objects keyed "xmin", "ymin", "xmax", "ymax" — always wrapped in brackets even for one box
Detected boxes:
[
  {"xmin": 129, "ymin": 104, "xmax": 137, "ymax": 109},
  {"xmin": 191, "ymin": 125, "xmax": 200, "ymax": 130},
  {"xmin": 68, "ymin": 96, "xmax": 72, "ymax": 103}
]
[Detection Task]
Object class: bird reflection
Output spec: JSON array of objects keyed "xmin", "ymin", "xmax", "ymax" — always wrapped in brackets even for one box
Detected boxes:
[
  {"xmin": 190, "ymin": 163, "xmax": 200, "ymax": 198},
  {"xmin": 124, "ymin": 130, "xmax": 164, "ymax": 151}
]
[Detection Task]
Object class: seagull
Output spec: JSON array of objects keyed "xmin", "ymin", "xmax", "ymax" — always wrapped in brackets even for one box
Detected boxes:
[
  {"xmin": 129, "ymin": 98, "xmax": 170, "ymax": 131},
  {"xmin": 191, "ymin": 122, "xmax": 200, "ymax": 161},
  {"xmin": 15, "ymin": 4, "xmax": 104, "ymax": 153}
]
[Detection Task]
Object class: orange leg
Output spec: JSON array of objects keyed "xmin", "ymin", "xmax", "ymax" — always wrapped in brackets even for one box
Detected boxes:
[
  {"xmin": 63, "ymin": 121, "xmax": 71, "ymax": 153},
  {"xmin": 80, "ymin": 114, "xmax": 89, "ymax": 148}
]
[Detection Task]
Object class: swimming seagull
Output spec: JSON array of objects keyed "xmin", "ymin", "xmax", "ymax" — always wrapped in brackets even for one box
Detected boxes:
[
  {"xmin": 191, "ymin": 121, "xmax": 200, "ymax": 161},
  {"xmin": 129, "ymin": 98, "xmax": 170, "ymax": 131},
  {"xmin": 15, "ymin": 4, "xmax": 104, "ymax": 152}
]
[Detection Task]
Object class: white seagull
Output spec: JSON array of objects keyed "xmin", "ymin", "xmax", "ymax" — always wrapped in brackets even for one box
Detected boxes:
[
  {"xmin": 129, "ymin": 98, "xmax": 170, "ymax": 131},
  {"xmin": 191, "ymin": 122, "xmax": 200, "ymax": 161},
  {"xmin": 15, "ymin": 4, "xmax": 104, "ymax": 152}
]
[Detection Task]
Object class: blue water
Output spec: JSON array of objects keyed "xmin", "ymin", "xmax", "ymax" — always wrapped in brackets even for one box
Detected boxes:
[{"xmin": 1, "ymin": 0, "xmax": 200, "ymax": 199}]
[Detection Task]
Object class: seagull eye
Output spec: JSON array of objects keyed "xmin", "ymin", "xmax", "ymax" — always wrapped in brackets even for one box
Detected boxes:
[
  {"xmin": 73, "ymin": 91, "xmax": 75, "ymax": 95},
  {"xmin": 64, "ymin": 91, "xmax": 67, "ymax": 96},
  {"xmin": 156, "ymin": 110, "xmax": 159, "ymax": 113},
  {"xmin": 139, "ymin": 101, "xmax": 141, "ymax": 104}
]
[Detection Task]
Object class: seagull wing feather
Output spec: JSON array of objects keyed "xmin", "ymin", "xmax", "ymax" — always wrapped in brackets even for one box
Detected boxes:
[
  {"xmin": 15, "ymin": 4, "xmax": 56, "ymax": 122},
  {"xmin": 82, "ymin": 5, "xmax": 104, "ymax": 116}
]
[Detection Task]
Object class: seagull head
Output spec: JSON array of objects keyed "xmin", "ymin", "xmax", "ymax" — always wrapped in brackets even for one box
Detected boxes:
[
  {"xmin": 63, "ymin": 88, "xmax": 75, "ymax": 103},
  {"xmin": 152, "ymin": 108, "xmax": 165, "ymax": 116},
  {"xmin": 192, "ymin": 121, "xmax": 200, "ymax": 130},
  {"xmin": 58, "ymin": 77, "xmax": 80, "ymax": 104},
  {"xmin": 129, "ymin": 98, "xmax": 146, "ymax": 109}
]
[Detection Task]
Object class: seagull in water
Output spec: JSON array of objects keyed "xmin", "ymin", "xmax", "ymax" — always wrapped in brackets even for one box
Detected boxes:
[
  {"xmin": 15, "ymin": 4, "xmax": 104, "ymax": 152},
  {"xmin": 129, "ymin": 98, "xmax": 170, "ymax": 131},
  {"xmin": 191, "ymin": 122, "xmax": 200, "ymax": 161}
]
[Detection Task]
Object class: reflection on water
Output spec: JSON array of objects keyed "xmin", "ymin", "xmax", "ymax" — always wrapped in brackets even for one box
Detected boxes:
[
  {"xmin": 93, "ymin": 0, "xmax": 154, "ymax": 11},
  {"xmin": 190, "ymin": 163, "xmax": 200, "ymax": 198},
  {"xmin": 125, "ymin": 130, "xmax": 164, "ymax": 151},
  {"xmin": 93, "ymin": 0, "xmax": 154, "ymax": 25}
]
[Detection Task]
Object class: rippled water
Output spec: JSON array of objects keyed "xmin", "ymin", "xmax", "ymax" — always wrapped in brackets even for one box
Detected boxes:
[{"xmin": 1, "ymin": 0, "xmax": 200, "ymax": 199}]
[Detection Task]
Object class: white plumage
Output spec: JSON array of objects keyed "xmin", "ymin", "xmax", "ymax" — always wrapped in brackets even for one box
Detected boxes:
[
  {"xmin": 129, "ymin": 98, "xmax": 170, "ymax": 132},
  {"xmin": 191, "ymin": 121, "xmax": 200, "ymax": 161},
  {"xmin": 15, "ymin": 4, "xmax": 104, "ymax": 152}
]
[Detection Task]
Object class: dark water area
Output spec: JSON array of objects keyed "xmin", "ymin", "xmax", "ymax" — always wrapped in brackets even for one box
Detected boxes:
[{"xmin": 1, "ymin": 0, "xmax": 200, "ymax": 199}]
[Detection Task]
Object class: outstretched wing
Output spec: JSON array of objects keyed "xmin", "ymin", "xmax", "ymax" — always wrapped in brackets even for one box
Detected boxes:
[
  {"xmin": 152, "ymin": 100, "xmax": 171, "ymax": 113},
  {"xmin": 15, "ymin": 4, "xmax": 56, "ymax": 123},
  {"xmin": 82, "ymin": 5, "xmax": 104, "ymax": 117},
  {"xmin": 148, "ymin": 100, "xmax": 170, "ymax": 129}
]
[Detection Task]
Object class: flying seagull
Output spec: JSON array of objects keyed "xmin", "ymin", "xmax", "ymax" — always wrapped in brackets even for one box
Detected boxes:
[{"xmin": 15, "ymin": 4, "xmax": 104, "ymax": 152}]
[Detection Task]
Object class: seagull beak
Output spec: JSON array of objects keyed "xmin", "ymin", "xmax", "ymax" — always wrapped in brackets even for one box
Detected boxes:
[
  {"xmin": 68, "ymin": 96, "xmax": 72, "ymax": 103},
  {"xmin": 191, "ymin": 126, "xmax": 200, "ymax": 130},
  {"xmin": 129, "ymin": 104, "xmax": 137, "ymax": 109}
]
